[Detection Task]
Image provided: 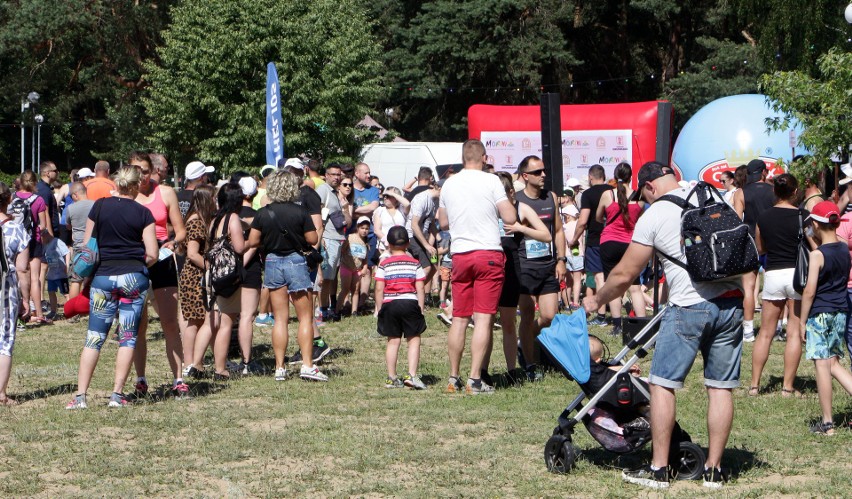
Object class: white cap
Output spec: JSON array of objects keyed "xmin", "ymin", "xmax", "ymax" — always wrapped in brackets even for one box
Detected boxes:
[
  {"xmin": 284, "ymin": 158, "xmax": 304, "ymax": 170},
  {"xmin": 238, "ymin": 177, "xmax": 258, "ymax": 197},
  {"xmin": 259, "ymin": 164, "xmax": 276, "ymax": 178},
  {"xmin": 562, "ymin": 205, "xmax": 579, "ymax": 217},
  {"xmin": 566, "ymin": 177, "xmax": 581, "ymax": 188},
  {"xmin": 185, "ymin": 161, "xmax": 214, "ymax": 180},
  {"xmin": 356, "ymin": 216, "xmax": 371, "ymax": 226},
  {"xmin": 77, "ymin": 168, "xmax": 95, "ymax": 179}
]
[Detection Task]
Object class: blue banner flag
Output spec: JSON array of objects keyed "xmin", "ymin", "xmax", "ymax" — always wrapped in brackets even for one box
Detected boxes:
[{"xmin": 265, "ymin": 62, "xmax": 285, "ymax": 165}]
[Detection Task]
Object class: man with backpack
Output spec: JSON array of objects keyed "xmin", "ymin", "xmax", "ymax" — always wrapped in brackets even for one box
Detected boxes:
[{"xmin": 584, "ymin": 162, "xmax": 744, "ymax": 490}]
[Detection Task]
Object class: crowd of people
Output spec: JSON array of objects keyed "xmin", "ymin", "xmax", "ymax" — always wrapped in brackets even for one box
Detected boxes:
[{"xmin": 1, "ymin": 141, "xmax": 851, "ymax": 489}]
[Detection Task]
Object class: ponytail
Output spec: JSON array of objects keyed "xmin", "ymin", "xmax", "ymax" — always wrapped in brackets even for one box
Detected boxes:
[{"xmin": 613, "ymin": 162, "xmax": 632, "ymax": 227}]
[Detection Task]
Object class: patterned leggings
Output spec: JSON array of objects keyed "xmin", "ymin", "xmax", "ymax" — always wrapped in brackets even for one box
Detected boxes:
[{"xmin": 85, "ymin": 273, "xmax": 149, "ymax": 351}]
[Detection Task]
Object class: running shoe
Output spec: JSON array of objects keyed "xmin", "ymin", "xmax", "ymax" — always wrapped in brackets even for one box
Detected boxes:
[
  {"xmin": 810, "ymin": 420, "xmax": 835, "ymax": 436},
  {"xmin": 445, "ymin": 376, "xmax": 464, "ymax": 393},
  {"xmin": 622, "ymin": 464, "xmax": 670, "ymax": 489},
  {"xmin": 65, "ymin": 394, "xmax": 88, "ymax": 410},
  {"xmin": 172, "ymin": 381, "xmax": 191, "ymax": 399},
  {"xmin": 702, "ymin": 467, "xmax": 727, "ymax": 489},
  {"xmin": 743, "ymin": 330, "xmax": 756, "ymax": 343},
  {"xmin": 183, "ymin": 364, "xmax": 202, "ymax": 379},
  {"xmin": 465, "ymin": 378, "xmax": 495, "ymax": 395},
  {"xmin": 254, "ymin": 315, "xmax": 274, "ymax": 327},
  {"xmin": 313, "ymin": 338, "xmax": 332, "ymax": 363},
  {"xmin": 108, "ymin": 392, "xmax": 129, "ymax": 408},
  {"xmin": 480, "ymin": 370, "xmax": 495, "ymax": 388},
  {"xmin": 287, "ymin": 351, "xmax": 304, "ymax": 365},
  {"xmin": 274, "ymin": 367, "xmax": 288, "ymax": 381},
  {"xmin": 526, "ymin": 364, "xmax": 543, "ymax": 382},
  {"xmin": 402, "ymin": 373, "xmax": 427, "ymax": 390},
  {"xmin": 134, "ymin": 379, "xmax": 149, "ymax": 397},
  {"xmin": 588, "ymin": 316, "xmax": 609, "ymax": 327},
  {"xmin": 299, "ymin": 365, "xmax": 328, "ymax": 382},
  {"xmin": 436, "ymin": 313, "xmax": 452, "ymax": 327},
  {"xmin": 610, "ymin": 325, "xmax": 623, "ymax": 338},
  {"xmin": 385, "ymin": 376, "xmax": 403, "ymax": 389}
]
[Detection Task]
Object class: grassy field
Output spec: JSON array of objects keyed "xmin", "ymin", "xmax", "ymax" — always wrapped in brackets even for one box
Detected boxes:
[{"xmin": 1, "ymin": 308, "xmax": 851, "ymax": 497}]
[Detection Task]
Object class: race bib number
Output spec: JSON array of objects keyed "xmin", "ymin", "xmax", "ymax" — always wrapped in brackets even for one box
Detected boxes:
[
  {"xmin": 498, "ymin": 219, "xmax": 506, "ymax": 237},
  {"xmin": 525, "ymin": 239, "xmax": 551, "ymax": 259},
  {"xmin": 350, "ymin": 244, "xmax": 367, "ymax": 259}
]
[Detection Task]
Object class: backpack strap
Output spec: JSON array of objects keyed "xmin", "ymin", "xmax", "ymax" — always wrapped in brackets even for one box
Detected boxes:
[{"xmin": 652, "ymin": 194, "xmax": 690, "ymax": 271}]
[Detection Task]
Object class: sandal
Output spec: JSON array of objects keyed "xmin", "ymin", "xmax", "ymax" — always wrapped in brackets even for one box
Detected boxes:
[
  {"xmin": 781, "ymin": 388, "xmax": 804, "ymax": 399},
  {"xmin": 809, "ymin": 420, "xmax": 835, "ymax": 436},
  {"xmin": 28, "ymin": 317, "xmax": 52, "ymax": 326},
  {"xmin": 0, "ymin": 397, "xmax": 18, "ymax": 407},
  {"xmin": 747, "ymin": 386, "xmax": 760, "ymax": 397}
]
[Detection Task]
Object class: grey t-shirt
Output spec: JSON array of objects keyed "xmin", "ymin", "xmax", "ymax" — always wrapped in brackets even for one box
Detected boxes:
[
  {"xmin": 66, "ymin": 199, "xmax": 95, "ymax": 250},
  {"xmin": 316, "ymin": 183, "xmax": 345, "ymax": 241}
]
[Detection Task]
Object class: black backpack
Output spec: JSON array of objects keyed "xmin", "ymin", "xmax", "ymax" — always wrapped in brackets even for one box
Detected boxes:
[
  {"xmin": 205, "ymin": 213, "xmax": 242, "ymax": 299},
  {"xmin": 7, "ymin": 193, "xmax": 37, "ymax": 248},
  {"xmin": 656, "ymin": 182, "xmax": 759, "ymax": 282}
]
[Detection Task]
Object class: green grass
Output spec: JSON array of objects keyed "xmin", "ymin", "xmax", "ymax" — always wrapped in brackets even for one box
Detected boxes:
[{"xmin": 1, "ymin": 310, "xmax": 851, "ymax": 497}]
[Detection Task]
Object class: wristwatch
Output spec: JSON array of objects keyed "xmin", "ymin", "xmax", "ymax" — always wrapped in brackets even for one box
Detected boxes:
[{"xmin": 557, "ymin": 256, "xmax": 568, "ymax": 263}]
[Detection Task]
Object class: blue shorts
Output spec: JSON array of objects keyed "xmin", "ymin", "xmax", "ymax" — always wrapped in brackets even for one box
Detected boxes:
[
  {"xmin": 366, "ymin": 233, "xmax": 378, "ymax": 268},
  {"xmin": 584, "ymin": 246, "xmax": 603, "ymax": 274},
  {"xmin": 806, "ymin": 311, "xmax": 846, "ymax": 360},
  {"xmin": 649, "ymin": 297, "xmax": 744, "ymax": 389},
  {"xmin": 264, "ymin": 253, "xmax": 313, "ymax": 293},
  {"xmin": 47, "ymin": 278, "xmax": 69, "ymax": 294}
]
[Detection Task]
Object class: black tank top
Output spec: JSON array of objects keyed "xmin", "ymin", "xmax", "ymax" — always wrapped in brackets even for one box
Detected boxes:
[
  {"xmin": 811, "ymin": 242, "xmax": 850, "ymax": 315},
  {"xmin": 177, "ymin": 188, "xmax": 194, "ymax": 219},
  {"xmin": 515, "ymin": 189, "xmax": 555, "ymax": 264},
  {"xmin": 742, "ymin": 181, "xmax": 775, "ymax": 237}
]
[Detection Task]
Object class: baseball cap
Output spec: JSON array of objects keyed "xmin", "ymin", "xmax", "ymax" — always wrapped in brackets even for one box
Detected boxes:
[
  {"xmin": 185, "ymin": 161, "xmax": 214, "ymax": 180},
  {"xmin": 386, "ymin": 225, "xmax": 409, "ymax": 246},
  {"xmin": 259, "ymin": 164, "xmax": 276, "ymax": 178},
  {"xmin": 806, "ymin": 200, "xmax": 840, "ymax": 223},
  {"xmin": 77, "ymin": 167, "xmax": 95, "ymax": 179},
  {"xmin": 630, "ymin": 161, "xmax": 675, "ymax": 201},
  {"xmin": 562, "ymin": 205, "xmax": 579, "ymax": 217},
  {"xmin": 746, "ymin": 159, "xmax": 766, "ymax": 183},
  {"xmin": 280, "ymin": 157, "xmax": 304, "ymax": 170},
  {"xmin": 356, "ymin": 216, "xmax": 371, "ymax": 226},
  {"xmin": 238, "ymin": 176, "xmax": 258, "ymax": 197},
  {"xmin": 566, "ymin": 177, "xmax": 581, "ymax": 189}
]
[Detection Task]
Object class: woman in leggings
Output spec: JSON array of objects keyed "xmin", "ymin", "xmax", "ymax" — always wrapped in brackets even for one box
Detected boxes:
[{"xmin": 67, "ymin": 166, "xmax": 158, "ymax": 409}]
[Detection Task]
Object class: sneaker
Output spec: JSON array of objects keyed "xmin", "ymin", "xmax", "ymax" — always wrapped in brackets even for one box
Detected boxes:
[
  {"xmin": 588, "ymin": 316, "xmax": 609, "ymax": 327},
  {"xmin": 622, "ymin": 464, "xmax": 670, "ymax": 489},
  {"xmin": 274, "ymin": 367, "xmax": 288, "ymax": 381},
  {"xmin": 480, "ymin": 370, "xmax": 495, "ymax": 387},
  {"xmin": 300, "ymin": 365, "xmax": 329, "ymax": 382},
  {"xmin": 445, "ymin": 376, "xmax": 464, "ymax": 393},
  {"xmin": 610, "ymin": 325, "xmax": 623, "ymax": 338},
  {"xmin": 465, "ymin": 378, "xmax": 495, "ymax": 395},
  {"xmin": 313, "ymin": 339, "xmax": 332, "ymax": 363},
  {"xmin": 525, "ymin": 364, "xmax": 543, "ymax": 382},
  {"xmin": 254, "ymin": 315, "xmax": 274, "ymax": 327},
  {"xmin": 182, "ymin": 364, "xmax": 196, "ymax": 378},
  {"xmin": 288, "ymin": 351, "xmax": 304, "ymax": 365},
  {"xmin": 702, "ymin": 467, "xmax": 727, "ymax": 489},
  {"xmin": 385, "ymin": 376, "xmax": 403, "ymax": 389},
  {"xmin": 773, "ymin": 330, "xmax": 787, "ymax": 342},
  {"xmin": 65, "ymin": 394, "xmax": 88, "ymax": 410},
  {"xmin": 403, "ymin": 373, "xmax": 427, "ymax": 390},
  {"xmin": 172, "ymin": 381, "xmax": 191, "ymax": 399},
  {"xmin": 108, "ymin": 392, "xmax": 129, "ymax": 408},
  {"xmin": 810, "ymin": 420, "xmax": 835, "ymax": 436},
  {"xmin": 436, "ymin": 313, "xmax": 452, "ymax": 326},
  {"xmin": 134, "ymin": 379, "xmax": 149, "ymax": 397},
  {"xmin": 743, "ymin": 330, "xmax": 756, "ymax": 343}
]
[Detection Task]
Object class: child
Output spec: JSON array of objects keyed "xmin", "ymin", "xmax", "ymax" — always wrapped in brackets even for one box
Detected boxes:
[
  {"xmin": 561, "ymin": 202, "xmax": 584, "ymax": 310},
  {"xmin": 436, "ymin": 229, "xmax": 452, "ymax": 309},
  {"xmin": 336, "ymin": 216, "xmax": 370, "ymax": 316},
  {"xmin": 798, "ymin": 201, "xmax": 852, "ymax": 435},
  {"xmin": 375, "ymin": 226, "xmax": 427, "ymax": 390},
  {"xmin": 43, "ymin": 231, "xmax": 70, "ymax": 321}
]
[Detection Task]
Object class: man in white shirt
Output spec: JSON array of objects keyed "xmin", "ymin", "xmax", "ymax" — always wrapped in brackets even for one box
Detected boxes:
[
  {"xmin": 437, "ymin": 139, "xmax": 517, "ymax": 395},
  {"xmin": 583, "ymin": 161, "xmax": 743, "ymax": 490}
]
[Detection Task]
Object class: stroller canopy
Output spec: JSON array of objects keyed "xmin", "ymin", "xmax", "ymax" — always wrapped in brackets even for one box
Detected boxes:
[{"xmin": 538, "ymin": 310, "xmax": 590, "ymax": 384}]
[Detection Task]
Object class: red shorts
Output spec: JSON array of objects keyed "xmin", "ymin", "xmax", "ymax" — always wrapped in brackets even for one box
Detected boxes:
[{"xmin": 451, "ymin": 250, "xmax": 505, "ymax": 317}]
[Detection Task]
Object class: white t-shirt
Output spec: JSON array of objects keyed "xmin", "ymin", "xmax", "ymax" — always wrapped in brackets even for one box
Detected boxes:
[
  {"xmin": 439, "ymin": 169, "xmax": 507, "ymax": 254},
  {"xmin": 375, "ymin": 206, "xmax": 406, "ymax": 249},
  {"xmin": 405, "ymin": 190, "xmax": 436, "ymax": 239},
  {"xmin": 632, "ymin": 187, "xmax": 742, "ymax": 307}
]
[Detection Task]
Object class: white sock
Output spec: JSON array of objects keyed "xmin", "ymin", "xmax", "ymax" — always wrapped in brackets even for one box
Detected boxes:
[
  {"xmin": 743, "ymin": 320, "xmax": 754, "ymax": 334},
  {"xmin": 257, "ymin": 313, "xmax": 268, "ymax": 320}
]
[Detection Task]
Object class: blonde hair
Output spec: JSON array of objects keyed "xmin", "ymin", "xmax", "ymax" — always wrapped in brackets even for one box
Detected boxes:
[
  {"xmin": 115, "ymin": 165, "xmax": 142, "ymax": 195},
  {"xmin": 19, "ymin": 171, "xmax": 37, "ymax": 192},
  {"xmin": 266, "ymin": 170, "xmax": 301, "ymax": 203}
]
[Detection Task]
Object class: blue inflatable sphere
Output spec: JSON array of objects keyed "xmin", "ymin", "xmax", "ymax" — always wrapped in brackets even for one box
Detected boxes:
[{"xmin": 671, "ymin": 94, "xmax": 807, "ymax": 188}]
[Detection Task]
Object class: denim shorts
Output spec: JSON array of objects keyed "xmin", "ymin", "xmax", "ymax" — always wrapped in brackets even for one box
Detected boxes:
[
  {"xmin": 264, "ymin": 253, "xmax": 313, "ymax": 292},
  {"xmin": 649, "ymin": 297, "xmax": 744, "ymax": 389}
]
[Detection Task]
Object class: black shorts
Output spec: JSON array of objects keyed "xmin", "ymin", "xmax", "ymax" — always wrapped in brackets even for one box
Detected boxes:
[
  {"xmin": 518, "ymin": 260, "xmax": 560, "ymax": 296},
  {"xmin": 377, "ymin": 300, "xmax": 427, "ymax": 338},
  {"xmin": 241, "ymin": 257, "xmax": 263, "ymax": 289},
  {"xmin": 149, "ymin": 255, "xmax": 179, "ymax": 290},
  {"xmin": 498, "ymin": 247, "xmax": 521, "ymax": 308},
  {"xmin": 30, "ymin": 240, "xmax": 44, "ymax": 260},
  {"xmin": 408, "ymin": 239, "xmax": 433, "ymax": 269},
  {"xmin": 365, "ymin": 234, "xmax": 378, "ymax": 268},
  {"xmin": 600, "ymin": 241, "xmax": 640, "ymax": 284},
  {"xmin": 585, "ymin": 245, "xmax": 603, "ymax": 274}
]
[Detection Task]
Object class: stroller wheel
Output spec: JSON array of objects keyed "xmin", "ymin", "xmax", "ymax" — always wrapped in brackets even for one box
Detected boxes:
[
  {"xmin": 670, "ymin": 441, "xmax": 706, "ymax": 480},
  {"xmin": 544, "ymin": 435, "xmax": 576, "ymax": 473}
]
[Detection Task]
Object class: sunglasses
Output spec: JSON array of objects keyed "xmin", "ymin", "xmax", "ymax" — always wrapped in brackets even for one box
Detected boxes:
[
  {"xmin": 524, "ymin": 168, "xmax": 546, "ymax": 176},
  {"xmin": 340, "ymin": 182, "xmax": 353, "ymax": 187}
]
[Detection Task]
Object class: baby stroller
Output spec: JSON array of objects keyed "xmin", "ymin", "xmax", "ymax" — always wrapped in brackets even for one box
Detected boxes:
[{"xmin": 537, "ymin": 308, "xmax": 706, "ymax": 480}]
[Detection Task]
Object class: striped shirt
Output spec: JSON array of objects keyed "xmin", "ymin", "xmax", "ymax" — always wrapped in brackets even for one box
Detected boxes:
[{"xmin": 375, "ymin": 254, "xmax": 425, "ymax": 303}]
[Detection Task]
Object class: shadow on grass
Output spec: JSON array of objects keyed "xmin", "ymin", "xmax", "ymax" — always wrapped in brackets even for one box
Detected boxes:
[
  {"xmin": 324, "ymin": 347, "xmax": 353, "ymax": 361},
  {"xmin": 576, "ymin": 443, "xmax": 766, "ymax": 478},
  {"xmin": 12, "ymin": 383, "xmax": 77, "ymax": 403},
  {"xmin": 764, "ymin": 375, "xmax": 817, "ymax": 395},
  {"xmin": 132, "ymin": 381, "xmax": 228, "ymax": 404}
]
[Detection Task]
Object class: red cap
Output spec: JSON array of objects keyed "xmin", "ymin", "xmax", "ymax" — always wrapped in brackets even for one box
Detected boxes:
[{"xmin": 808, "ymin": 200, "xmax": 840, "ymax": 223}]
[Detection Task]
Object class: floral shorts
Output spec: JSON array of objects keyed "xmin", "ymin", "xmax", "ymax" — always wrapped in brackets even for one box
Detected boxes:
[{"xmin": 805, "ymin": 311, "xmax": 847, "ymax": 360}]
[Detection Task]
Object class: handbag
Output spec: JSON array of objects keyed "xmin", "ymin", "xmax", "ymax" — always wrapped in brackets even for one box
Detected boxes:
[
  {"xmin": 71, "ymin": 200, "xmax": 103, "ymax": 278},
  {"xmin": 793, "ymin": 209, "xmax": 809, "ymax": 294},
  {"xmin": 322, "ymin": 188, "xmax": 348, "ymax": 231},
  {"xmin": 268, "ymin": 206, "xmax": 323, "ymax": 271}
]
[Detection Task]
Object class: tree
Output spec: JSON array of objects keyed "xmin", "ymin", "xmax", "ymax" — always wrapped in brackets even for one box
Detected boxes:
[
  {"xmin": 761, "ymin": 49, "xmax": 852, "ymax": 180},
  {"xmin": 143, "ymin": 0, "xmax": 381, "ymax": 172}
]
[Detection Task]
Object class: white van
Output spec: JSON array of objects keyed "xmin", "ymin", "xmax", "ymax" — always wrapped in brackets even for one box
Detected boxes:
[{"xmin": 359, "ymin": 142, "xmax": 463, "ymax": 190}]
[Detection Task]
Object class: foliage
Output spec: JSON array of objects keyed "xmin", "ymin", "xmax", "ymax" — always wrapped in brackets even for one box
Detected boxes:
[
  {"xmin": 143, "ymin": 0, "xmax": 381, "ymax": 173},
  {"xmin": 760, "ymin": 49, "xmax": 852, "ymax": 178}
]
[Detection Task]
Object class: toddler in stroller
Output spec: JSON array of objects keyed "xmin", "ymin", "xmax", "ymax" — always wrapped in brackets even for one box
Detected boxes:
[{"xmin": 538, "ymin": 309, "xmax": 706, "ymax": 480}]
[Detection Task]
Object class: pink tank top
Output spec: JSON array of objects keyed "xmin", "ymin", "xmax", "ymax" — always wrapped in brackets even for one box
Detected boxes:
[
  {"xmin": 141, "ymin": 184, "xmax": 169, "ymax": 241},
  {"xmin": 600, "ymin": 202, "xmax": 642, "ymax": 245}
]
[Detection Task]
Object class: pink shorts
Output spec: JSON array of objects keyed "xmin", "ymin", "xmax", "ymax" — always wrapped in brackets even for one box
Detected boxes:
[
  {"xmin": 339, "ymin": 266, "xmax": 359, "ymax": 278},
  {"xmin": 451, "ymin": 250, "xmax": 505, "ymax": 317}
]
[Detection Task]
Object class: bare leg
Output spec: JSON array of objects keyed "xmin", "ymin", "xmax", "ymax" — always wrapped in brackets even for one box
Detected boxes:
[
  {"xmin": 336, "ymin": 271, "xmax": 354, "ymax": 314},
  {"xmin": 291, "ymin": 291, "xmax": 316, "ymax": 369},
  {"xmin": 213, "ymin": 312, "xmax": 236, "ymax": 375},
  {"xmin": 448, "ymin": 316, "xmax": 470, "ymax": 378},
  {"xmin": 469, "ymin": 312, "xmax": 495, "ymax": 380},
  {"xmin": 742, "ymin": 271, "xmax": 757, "ymax": 322},
  {"xmin": 593, "ymin": 272, "xmax": 606, "ymax": 315},
  {"xmin": 29, "ymin": 258, "xmax": 43, "ymax": 320},
  {"xmin": 406, "ymin": 335, "xmax": 421, "ymax": 376},
  {"xmin": 239, "ymin": 287, "xmax": 260, "ymax": 363},
  {"xmin": 358, "ymin": 266, "xmax": 372, "ymax": 310},
  {"xmin": 69, "ymin": 281, "xmax": 81, "ymax": 300},
  {"xmin": 829, "ymin": 356, "xmax": 852, "ymax": 394},
  {"xmin": 782, "ymin": 300, "xmax": 803, "ymax": 392},
  {"xmin": 269, "ymin": 287, "xmax": 290, "ymax": 370},
  {"xmin": 650, "ymin": 384, "xmax": 676, "ymax": 468},
  {"xmin": 112, "ymin": 346, "xmax": 136, "ymax": 393},
  {"xmin": 751, "ymin": 299, "xmax": 783, "ymax": 390},
  {"xmin": 182, "ymin": 318, "xmax": 204, "ymax": 368},
  {"xmin": 155, "ymin": 287, "xmax": 183, "ymax": 379},
  {"xmin": 628, "ymin": 284, "xmax": 646, "ymax": 317},
  {"xmin": 193, "ymin": 310, "xmax": 217, "ymax": 371},
  {"xmin": 571, "ymin": 271, "xmax": 582, "ymax": 305},
  {"xmin": 386, "ymin": 337, "xmax": 401, "ymax": 378},
  {"xmin": 0, "ymin": 355, "xmax": 12, "ymax": 399},
  {"xmin": 76, "ymin": 348, "xmax": 101, "ymax": 395},
  {"xmin": 814, "ymin": 358, "xmax": 834, "ymax": 424},
  {"xmin": 705, "ymin": 387, "xmax": 734, "ymax": 469}
]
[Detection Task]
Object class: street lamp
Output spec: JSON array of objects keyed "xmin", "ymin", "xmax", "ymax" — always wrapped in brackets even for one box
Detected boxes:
[
  {"xmin": 34, "ymin": 114, "xmax": 44, "ymax": 170},
  {"xmin": 20, "ymin": 91, "xmax": 39, "ymax": 173}
]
